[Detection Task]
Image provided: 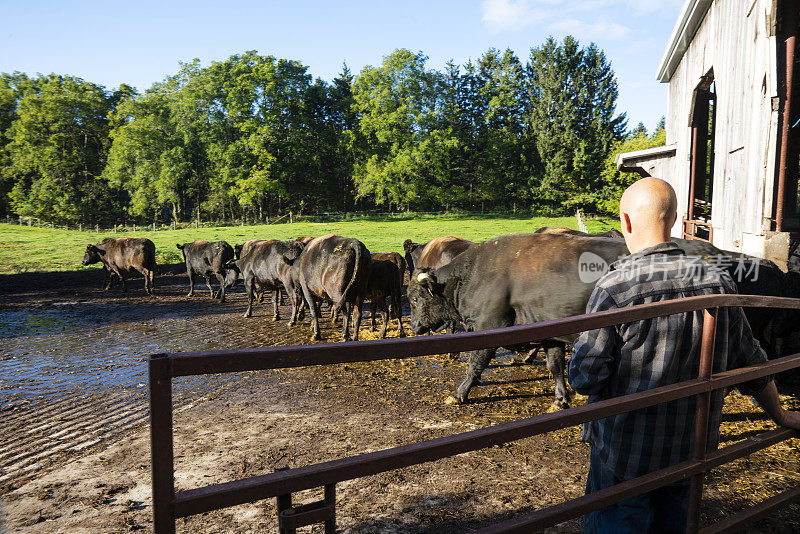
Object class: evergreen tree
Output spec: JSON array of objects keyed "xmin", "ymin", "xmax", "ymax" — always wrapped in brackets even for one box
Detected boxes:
[{"xmin": 526, "ymin": 36, "xmax": 626, "ymax": 210}]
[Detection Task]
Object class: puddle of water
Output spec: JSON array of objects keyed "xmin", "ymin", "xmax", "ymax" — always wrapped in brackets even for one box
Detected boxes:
[{"xmin": 0, "ymin": 305, "xmax": 239, "ymax": 406}]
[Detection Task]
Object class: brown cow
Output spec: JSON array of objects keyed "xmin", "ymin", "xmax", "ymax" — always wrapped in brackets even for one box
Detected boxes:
[
  {"xmin": 296, "ymin": 236, "xmax": 315, "ymax": 244},
  {"xmin": 534, "ymin": 226, "xmax": 624, "ymax": 238},
  {"xmin": 410, "ymin": 236, "xmax": 475, "ymax": 272},
  {"xmin": 82, "ymin": 237, "xmax": 156, "ymax": 294},
  {"xmin": 365, "ymin": 253, "xmax": 406, "ymax": 338}
]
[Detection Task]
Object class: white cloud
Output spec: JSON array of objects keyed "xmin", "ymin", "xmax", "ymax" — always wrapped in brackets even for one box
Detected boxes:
[
  {"xmin": 481, "ymin": 0, "xmax": 552, "ymax": 32},
  {"xmin": 480, "ymin": 0, "xmax": 682, "ymax": 39}
]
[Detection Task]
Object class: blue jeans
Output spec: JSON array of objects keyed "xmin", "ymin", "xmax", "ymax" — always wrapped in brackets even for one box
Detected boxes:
[{"xmin": 584, "ymin": 449, "xmax": 690, "ymax": 534}]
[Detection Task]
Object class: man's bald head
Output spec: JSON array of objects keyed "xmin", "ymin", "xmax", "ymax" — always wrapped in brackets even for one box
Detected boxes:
[{"xmin": 619, "ymin": 178, "xmax": 678, "ymax": 253}]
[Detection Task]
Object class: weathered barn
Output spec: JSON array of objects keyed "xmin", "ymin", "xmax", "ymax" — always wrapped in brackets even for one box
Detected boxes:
[{"xmin": 616, "ymin": 0, "xmax": 799, "ymax": 268}]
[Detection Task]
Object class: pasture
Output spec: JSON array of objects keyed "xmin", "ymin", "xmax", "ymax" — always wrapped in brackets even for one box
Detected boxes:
[{"xmin": 0, "ymin": 215, "xmax": 617, "ymax": 273}]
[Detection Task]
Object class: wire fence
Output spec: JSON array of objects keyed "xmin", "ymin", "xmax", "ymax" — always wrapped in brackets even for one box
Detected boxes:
[{"xmin": 4, "ymin": 209, "xmax": 610, "ymax": 233}]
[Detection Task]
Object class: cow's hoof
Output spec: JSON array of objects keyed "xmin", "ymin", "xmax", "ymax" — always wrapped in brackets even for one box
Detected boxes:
[
  {"xmin": 548, "ymin": 400, "xmax": 569, "ymax": 412},
  {"xmin": 273, "ymin": 316, "xmax": 280, "ymax": 322},
  {"xmin": 445, "ymin": 395, "xmax": 462, "ymax": 405},
  {"xmin": 187, "ymin": 293, "xmax": 193, "ymax": 298},
  {"xmin": 243, "ymin": 313, "xmax": 251, "ymax": 318}
]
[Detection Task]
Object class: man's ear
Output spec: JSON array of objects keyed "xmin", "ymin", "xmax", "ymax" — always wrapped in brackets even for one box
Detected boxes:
[{"xmin": 621, "ymin": 211, "xmax": 633, "ymax": 234}]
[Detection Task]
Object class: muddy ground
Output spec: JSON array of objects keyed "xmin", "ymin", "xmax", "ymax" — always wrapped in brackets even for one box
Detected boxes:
[{"xmin": 1, "ymin": 268, "xmax": 799, "ymax": 533}]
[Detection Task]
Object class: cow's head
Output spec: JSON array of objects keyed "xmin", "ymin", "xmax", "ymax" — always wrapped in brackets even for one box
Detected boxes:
[
  {"xmin": 281, "ymin": 240, "xmax": 306, "ymax": 261},
  {"xmin": 223, "ymin": 259, "xmax": 242, "ymax": 288},
  {"xmin": 403, "ymin": 239, "xmax": 422, "ymax": 272},
  {"xmin": 407, "ymin": 269, "xmax": 459, "ymax": 335},
  {"xmin": 82, "ymin": 244, "xmax": 104, "ymax": 266}
]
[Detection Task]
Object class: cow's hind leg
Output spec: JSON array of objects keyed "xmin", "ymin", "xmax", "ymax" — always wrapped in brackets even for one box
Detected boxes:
[
  {"xmin": 546, "ymin": 345, "xmax": 571, "ymax": 409},
  {"xmin": 450, "ymin": 348, "xmax": 496, "ymax": 404},
  {"xmin": 204, "ymin": 277, "xmax": 215, "ymax": 299},
  {"xmin": 377, "ymin": 299, "xmax": 389, "ymax": 339},
  {"xmin": 302, "ymin": 286, "xmax": 322, "ymax": 341},
  {"xmin": 187, "ymin": 269, "xmax": 195, "ymax": 297},
  {"xmin": 244, "ymin": 279, "xmax": 255, "ymax": 317},
  {"xmin": 272, "ymin": 289, "xmax": 280, "ymax": 321},
  {"xmin": 136, "ymin": 267, "xmax": 152, "ymax": 295},
  {"xmin": 340, "ymin": 302, "xmax": 351, "ymax": 341},
  {"xmin": 391, "ymin": 290, "xmax": 405, "ymax": 337},
  {"xmin": 352, "ymin": 297, "xmax": 363, "ymax": 341},
  {"xmin": 370, "ymin": 301, "xmax": 378, "ymax": 331},
  {"xmin": 215, "ymin": 272, "xmax": 226, "ymax": 302},
  {"xmin": 113, "ymin": 268, "xmax": 127, "ymax": 292}
]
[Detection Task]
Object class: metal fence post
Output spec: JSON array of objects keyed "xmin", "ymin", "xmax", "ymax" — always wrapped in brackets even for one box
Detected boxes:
[
  {"xmin": 324, "ymin": 483, "xmax": 336, "ymax": 534},
  {"xmin": 688, "ymin": 307, "xmax": 717, "ymax": 532},
  {"xmin": 150, "ymin": 354, "xmax": 176, "ymax": 534}
]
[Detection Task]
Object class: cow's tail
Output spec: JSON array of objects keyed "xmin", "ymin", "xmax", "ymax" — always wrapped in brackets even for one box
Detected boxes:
[{"xmin": 343, "ymin": 241, "xmax": 365, "ymax": 303}]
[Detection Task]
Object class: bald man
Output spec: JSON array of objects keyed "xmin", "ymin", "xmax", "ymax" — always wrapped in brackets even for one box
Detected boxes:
[{"xmin": 568, "ymin": 178, "xmax": 800, "ymax": 533}]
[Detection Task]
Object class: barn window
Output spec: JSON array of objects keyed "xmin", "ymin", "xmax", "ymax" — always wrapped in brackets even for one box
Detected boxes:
[{"xmin": 683, "ymin": 74, "xmax": 716, "ymax": 242}]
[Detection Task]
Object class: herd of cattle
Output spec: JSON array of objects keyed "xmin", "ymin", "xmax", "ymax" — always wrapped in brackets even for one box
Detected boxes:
[{"xmin": 81, "ymin": 227, "xmax": 800, "ymax": 406}]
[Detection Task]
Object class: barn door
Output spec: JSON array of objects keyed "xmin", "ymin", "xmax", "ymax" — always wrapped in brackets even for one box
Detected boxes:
[{"xmin": 684, "ymin": 78, "xmax": 716, "ymax": 242}]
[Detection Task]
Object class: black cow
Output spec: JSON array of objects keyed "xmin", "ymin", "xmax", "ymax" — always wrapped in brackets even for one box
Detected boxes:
[
  {"xmin": 292, "ymin": 234, "xmax": 371, "ymax": 341},
  {"xmin": 234, "ymin": 239, "xmax": 281, "ymax": 305},
  {"xmin": 408, "ymin": 232, "xmax": 631, "ymax": 407},
  {"xmin": 82, "ymin": 237, "xmax": 156, "ymax": 294},
  {"xmin": 225, "ymin": 239, "xmax": 305, "ymax": 320},
  {"xmin": 371, "ymin": 251, "xmax": 407, "ymax": 283},
  {"xmin": 365, "ymin": 254, "xmax": 405, "ymax": 338},
  {"xmin": 176, "ymin": 240, "xmax": 236, "ymax": 302}
]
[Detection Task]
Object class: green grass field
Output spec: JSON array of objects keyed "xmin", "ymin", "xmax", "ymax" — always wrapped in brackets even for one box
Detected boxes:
[{"xmin": 0, "ymin": 216, "xmax": 619, "ymax": 274}]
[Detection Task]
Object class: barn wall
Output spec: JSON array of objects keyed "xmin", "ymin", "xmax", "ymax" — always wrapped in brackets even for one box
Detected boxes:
[{"xmin": 663, "ymin": 0, "xmax": 779, "ymax": 252}]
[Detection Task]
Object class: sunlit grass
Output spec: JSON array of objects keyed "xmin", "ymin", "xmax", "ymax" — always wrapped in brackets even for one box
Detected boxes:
[{"xmin": 0, "ymin": 215, "xmax": 619, "ymax": 274}]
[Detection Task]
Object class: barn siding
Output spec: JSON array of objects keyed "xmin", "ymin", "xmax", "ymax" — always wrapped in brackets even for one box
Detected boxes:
[{"xmin": 661, "ymin": 0, "xmax": 779, "ymax": 252}]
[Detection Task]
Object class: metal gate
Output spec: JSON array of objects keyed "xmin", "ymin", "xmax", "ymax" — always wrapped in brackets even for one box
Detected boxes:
[{"xmin": 150, "ymin": 294, "xmax": 800, "ymax": 533}]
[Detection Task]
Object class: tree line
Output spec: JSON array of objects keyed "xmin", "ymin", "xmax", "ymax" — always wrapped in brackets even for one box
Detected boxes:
[{"xmin": 0, "ymin": 36, "xmax": 665, "ymax": 226}]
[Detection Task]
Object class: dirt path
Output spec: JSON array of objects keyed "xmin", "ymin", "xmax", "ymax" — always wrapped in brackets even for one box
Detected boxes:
[{"xmin": 1, "ymin": 269, "xmax": 799, "ymax": 532}]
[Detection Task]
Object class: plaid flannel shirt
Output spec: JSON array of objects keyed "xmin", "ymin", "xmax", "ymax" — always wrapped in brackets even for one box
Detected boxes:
[{"xmin": 568, "ymin": 241, "xmax": 771, "ymax": 480}]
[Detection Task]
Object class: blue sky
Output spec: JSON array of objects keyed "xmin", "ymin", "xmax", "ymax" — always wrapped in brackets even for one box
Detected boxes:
[{"xmin": 1, "ymin": 0, "xmax": 684, "ymax": 131}]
